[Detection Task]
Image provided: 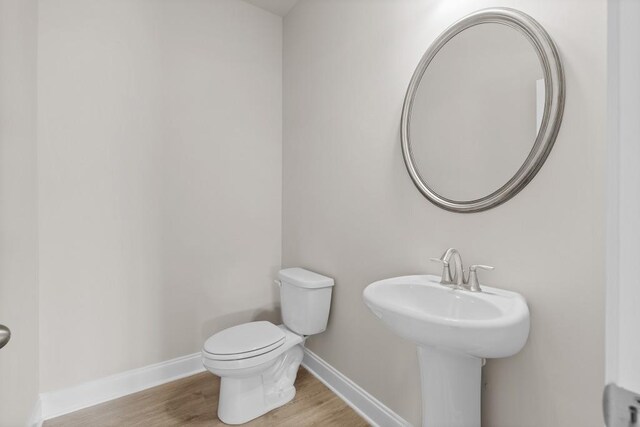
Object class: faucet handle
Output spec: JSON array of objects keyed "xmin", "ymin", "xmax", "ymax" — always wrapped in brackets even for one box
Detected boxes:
[
  {"xmin": 470, "ymin": 264, "xmax": 494, "ymax": 271},
  {"xmin": 430, "ymin": 258, "xmax": 453, "ymax": 284},
  {"xmin": 466, "ymin": 264, "xmax": 494, "ymax": 292}
]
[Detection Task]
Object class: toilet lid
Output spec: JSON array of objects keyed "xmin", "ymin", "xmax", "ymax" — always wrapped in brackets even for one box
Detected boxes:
[{"xmin": 203, "ymin": 321, "xmax": 286, "ymax": 361}]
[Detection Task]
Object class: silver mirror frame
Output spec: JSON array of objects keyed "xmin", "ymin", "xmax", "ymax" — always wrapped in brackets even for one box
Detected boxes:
[{"xmin": 400, "ymin": 8, "xmax": 565, "ymax": 213}]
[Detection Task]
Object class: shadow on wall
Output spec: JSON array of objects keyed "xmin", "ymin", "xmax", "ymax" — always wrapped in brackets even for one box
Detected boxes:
[{"xmin": 200, "ymin": 306, "xmax": 282, "ymax": 344}]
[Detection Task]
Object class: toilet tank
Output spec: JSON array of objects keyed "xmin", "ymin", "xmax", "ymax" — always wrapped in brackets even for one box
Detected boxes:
[{"xmin": 278, "ymin": 268, "xmax": 334, "ymax": 336}]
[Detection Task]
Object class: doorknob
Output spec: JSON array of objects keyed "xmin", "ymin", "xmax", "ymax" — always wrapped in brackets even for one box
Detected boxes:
[{"xmin": 0, "ymin": 324, "xmax": 10, "ymax": 349}]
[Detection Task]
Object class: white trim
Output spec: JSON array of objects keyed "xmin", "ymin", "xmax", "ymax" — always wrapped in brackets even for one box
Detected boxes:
[
  {"xmin": 608, "ymin": 0, "xmax": 640, "ymax": 392},
  {"xmin": 605, "ymin": 0, "xmax": 620, "ymax": 385},
  {"xmin": 26, "ymin": 397, "xmax": 42, "ymax": 427},
  {"xmin": 39, "ymin": 352, "xmax": 205, "ymax": 421},
  {"xmin": 301, "ymin": 347, "xmax": 410, "ymax": 427}
]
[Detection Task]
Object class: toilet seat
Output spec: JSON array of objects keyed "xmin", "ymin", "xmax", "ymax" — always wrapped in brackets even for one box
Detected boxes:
[
  {"xmin": 203, "ymin": 321, "xmax": 286, "ymax": 361},
  {"xmin": 203, "ymin": 324, "xmax": 304, "ymax": 372}
]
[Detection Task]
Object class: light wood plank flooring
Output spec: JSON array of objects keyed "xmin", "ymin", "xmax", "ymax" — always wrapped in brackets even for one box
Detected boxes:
[{"xmin": 45, "ymin": 367, "xmax": 369, "ymax": 426}]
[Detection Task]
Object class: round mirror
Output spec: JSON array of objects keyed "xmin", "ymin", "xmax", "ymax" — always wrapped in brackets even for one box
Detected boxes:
[{"xmin": 401, "ymin": 8, "xmax": 564, "ymax": 212}]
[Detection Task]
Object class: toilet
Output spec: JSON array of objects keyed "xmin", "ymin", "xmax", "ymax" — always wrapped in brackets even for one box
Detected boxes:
[{"xmin": 202, "ymin": 268, "xmax": 334, "ymax": 425}]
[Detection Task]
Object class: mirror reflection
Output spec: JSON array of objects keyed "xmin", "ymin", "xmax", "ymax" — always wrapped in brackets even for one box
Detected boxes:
[{"xmin": 409, "ymin": 23, "xmax": 544, "ymax": 201}]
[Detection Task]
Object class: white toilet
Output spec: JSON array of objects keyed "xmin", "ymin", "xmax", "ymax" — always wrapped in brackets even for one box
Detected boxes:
[{"xmin": 202, "ymin": 267, "xmax": 334, "ymax": 425}]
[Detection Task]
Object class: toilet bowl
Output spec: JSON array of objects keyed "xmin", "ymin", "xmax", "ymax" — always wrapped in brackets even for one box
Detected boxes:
[
  {"xmin": 202, "ymin": 268, "xmax": 334, "ymax": 425},
  {"xmin": 203, "ymin": 322, "xmax": 305, "ymax": 424}
]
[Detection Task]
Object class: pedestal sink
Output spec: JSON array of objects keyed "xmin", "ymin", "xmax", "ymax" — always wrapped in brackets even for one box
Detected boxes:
[{"xmin": 363, "ymin": 275, "xmax": 529, "ymax": 427}]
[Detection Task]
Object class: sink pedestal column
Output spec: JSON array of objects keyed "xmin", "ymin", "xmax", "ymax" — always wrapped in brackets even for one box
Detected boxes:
[{"xmin": 417, "ymin": 346, "xmax": 482, "ymax": 427}]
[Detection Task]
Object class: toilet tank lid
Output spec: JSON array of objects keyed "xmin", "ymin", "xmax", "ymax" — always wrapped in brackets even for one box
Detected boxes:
[{"xmin": 278, "ymin": 268, "xmax": 334, "ymax": 289}]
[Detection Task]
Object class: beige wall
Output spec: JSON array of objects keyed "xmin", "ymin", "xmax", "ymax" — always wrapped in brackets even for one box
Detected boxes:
[
  {"xmin": 283, "ymin": 1, "xmax": 605, "ymax": 425},
  {"xmin": 0, "ymin": 0, "xmax": 39, "ymax": 425},
  {"xmin": 38, "ymin": 0, "xmax": 282, "ymax": 392}
]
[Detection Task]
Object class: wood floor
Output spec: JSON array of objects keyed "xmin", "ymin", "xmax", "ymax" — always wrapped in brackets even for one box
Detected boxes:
[{"xmin": 44, "ymin": 367, "xmax": 369, "ymax": 427}]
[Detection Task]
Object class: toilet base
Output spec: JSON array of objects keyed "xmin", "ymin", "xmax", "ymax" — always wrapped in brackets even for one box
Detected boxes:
[{"xmin": 217, "ymin": 344, "xmax": 304, "ymax": 425}]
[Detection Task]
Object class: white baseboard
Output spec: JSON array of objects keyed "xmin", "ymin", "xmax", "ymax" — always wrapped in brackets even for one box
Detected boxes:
[
  {"xmin": 35, "ymin": 348, "xmax": 407, "ymax": 426},
  {"xmin": 39, "ymin": 352, "xmax": 205, "ymax": 422},
  {"xmin": 301, "ymin": 348, "xmax": 410, "ymax": 427}
]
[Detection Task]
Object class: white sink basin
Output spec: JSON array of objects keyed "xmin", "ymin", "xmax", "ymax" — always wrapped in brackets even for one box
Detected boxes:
[
  {"xmin": 363, "ymin": 274, "xmax": 529, "ymax": 358},
  {"xmin": 363, "ymin": 274, "xmax": 530, "ymax": 427}
]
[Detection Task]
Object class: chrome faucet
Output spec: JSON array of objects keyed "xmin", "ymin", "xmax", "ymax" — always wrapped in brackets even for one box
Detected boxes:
[
  {"xmin": 442, "ymin": 248, "xmax": 465, "ymax": 287},
  {"xmin": 430, "ymin": 248, "xmax": 494, "ymax": 292}
]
